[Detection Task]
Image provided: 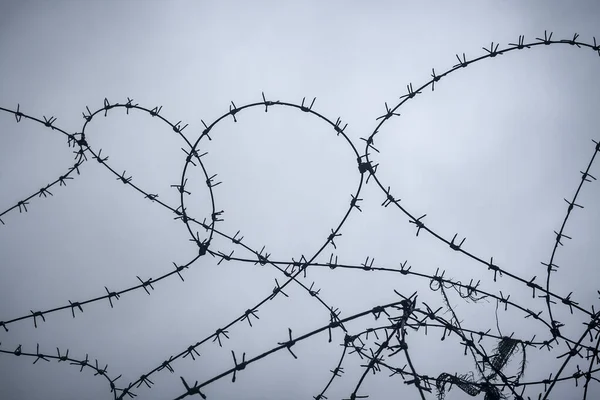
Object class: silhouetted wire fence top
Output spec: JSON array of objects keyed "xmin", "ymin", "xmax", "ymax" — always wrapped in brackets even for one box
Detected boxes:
[{"xmin": 1, "ymin": 32, "xmax": 600, "ymax": 400}]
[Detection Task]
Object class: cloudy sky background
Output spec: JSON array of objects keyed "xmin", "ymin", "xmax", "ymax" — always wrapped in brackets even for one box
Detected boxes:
[{"xmin": 1, "ymin": 1, "xmax": 600, "ymax": 399}]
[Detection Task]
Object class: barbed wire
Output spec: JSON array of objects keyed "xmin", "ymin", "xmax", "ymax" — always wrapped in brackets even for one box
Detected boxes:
[{"xmin": 1, "ymin": 31, "xmax": 599, "ymax": 400}]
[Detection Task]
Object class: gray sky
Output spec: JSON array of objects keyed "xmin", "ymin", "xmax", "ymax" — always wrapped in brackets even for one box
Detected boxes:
[{"xmin": 1, "ymin": 1, "xmax": 600, "ymax": 399}]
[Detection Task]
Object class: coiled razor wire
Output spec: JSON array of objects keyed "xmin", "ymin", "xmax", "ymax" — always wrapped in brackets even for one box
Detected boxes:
[{"xmin": 1, "ymin": 32, "xmax": 599, "ymax": 400}]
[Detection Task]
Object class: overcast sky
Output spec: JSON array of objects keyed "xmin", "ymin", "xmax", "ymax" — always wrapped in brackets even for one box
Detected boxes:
[{"xmin": 1, "ymin": 1, "xmax": 600, "ymax": 399}]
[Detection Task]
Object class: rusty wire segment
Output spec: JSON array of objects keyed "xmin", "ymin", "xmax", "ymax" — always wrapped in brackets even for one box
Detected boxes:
[{"xmin": 1, "ymin": 32, "xmax": 600, "ymax": 400}]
